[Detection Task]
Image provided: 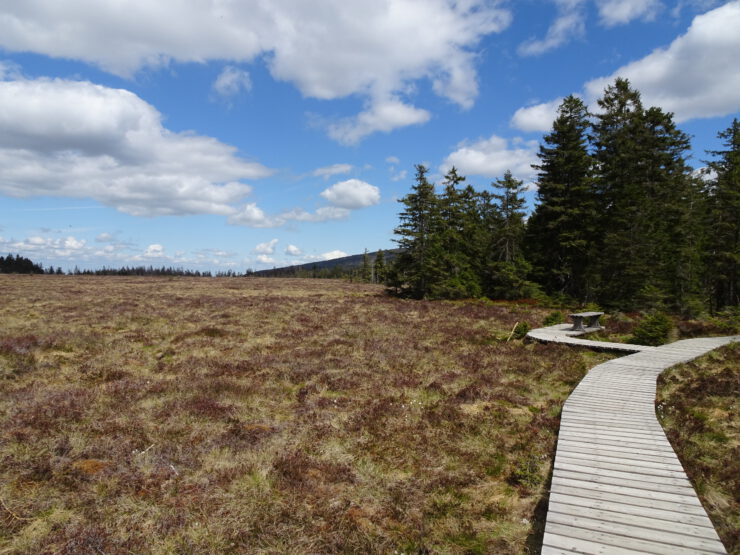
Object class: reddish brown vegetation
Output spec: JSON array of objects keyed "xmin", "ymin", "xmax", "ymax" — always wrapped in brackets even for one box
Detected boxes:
[
  {"xmin": 657, "ymin": 344, "xmax": 739, "ymax": 552},
  {"xmin": 0, "ymin": 275, "xmax": 609, "ymax": 553}
]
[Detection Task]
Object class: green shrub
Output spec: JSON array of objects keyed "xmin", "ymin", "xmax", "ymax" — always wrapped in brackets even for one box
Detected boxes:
[
  {"xmin": 629, "ymin": 312, "xmax": 673, "ymax": 346},
  {"xmin": 512, "ymin": 322, "xmax": 531, "ymax": 340},
  {"xmin": 542, "ymin": 311, "xmax": 564, "ymax": 326}
]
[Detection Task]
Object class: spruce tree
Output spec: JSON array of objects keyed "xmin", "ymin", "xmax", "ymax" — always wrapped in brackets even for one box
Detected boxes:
[
  {"xmin": 591, "ymin": 78, "xmax": 694, "ymax": 310},
  {"xmin": 392, "ymin": 164, "xmax": 444, "ymax": 298},
  {"xmin": 526, "ymin": 95, "xmax": 596, "ymax": 301},
  {"xmin": 485, "ymin": 171, "xmax": 536, "ymax": 299},
  {"xmin": 640, "ymin": 106, "xmax": 702, "ymax": 313},
  {"xmin": 435, "ymin": 167, "xmax": 482, "ymax": 298},
  {"xmin": 361, "ymin": 249, "xmax": 372, "ymax": 282},
  {"xmin": 704, "ymin": 118, "xmax": 740, "ymax": 310},
  {"xmin": 373, "ymin": 249, "xmax": 387, "ymax": 284},
  {"xmin": 491, "ymin": 170, "xmax": 527, "ymax": 263}
]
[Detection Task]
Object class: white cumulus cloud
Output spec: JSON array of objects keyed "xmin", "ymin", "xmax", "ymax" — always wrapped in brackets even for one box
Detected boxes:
[
  {"xmin": 518, "ymin": 0, "xmax": 670, "ymax": 57},
  {"xmin": 228, "ymin": 204, "xmax": 351, "ymax": 228},
  {"xmin": 1, "ymin": 235, "xmax": 87, "ymax": 259},
  {"xmin": 442, "ymin": 135, "xmax": 539, "ymax": 182},
  {"xmin": 253, "ymin": 238, "xmax": 279, "ymax": 254},
  {"xmin": 320, "ymin": 250, "xmax": 348, "ymax": 261},
  {"xmin": 512, "ymin": 3, "xmax": 740, "ymax": 132},
  {"xmin": 0, "ymin": 77, "xmax": 271, "ymax": 217},
  {"xmin": 227, "ymin": 203, "xmax": 275, "ymax": 228},
  {"xmin": 212, "ymin": 66, "xmax": 251, "ymax": 98},
  {"xmin": 595, "ymin": 0, "xmax": 663, "ymax": 26},
  {"xmin": 391, "ymin": 169, "xmax": 408, "ymax": 182},
  {"xmin": 585, "ymin": 1, "xmax": 740, "ymax": 121},
  {"xmin": 312, "ymin": 163, "xmax": 353, "ymax": 179},
  {"xmin": 510, "ymin": 98, "xmax": 565, "ymax": 132},
  {"xmin": 143, "ymin": 244, "xmax": 165, "ymax": 258},
  {"xmin": 256, "ymin": 254, "xmax": 275, "ymax": 264},
  {"xmin": 327, "ymin": 97, "xmax": 431, "ymax": 145},
  {"xmin": 0, "ymin": 1, "xmax": 512, "ymax": 141},
  {"xmin": 285, "ymin": 244, "xmax": 302, "ymax": 256},
  {"xmin": 518, "ymin": 0, "xmax": 586, "ymax": 56},
  {"xmin": 320, "ymin": 179, "xmax": 381, "ymax": 209}
]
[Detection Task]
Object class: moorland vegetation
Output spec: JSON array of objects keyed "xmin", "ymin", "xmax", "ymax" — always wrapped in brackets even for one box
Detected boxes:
[
  {"xmin": 656, "ymin": 344, "xmax": 739, "ymax": 552},
  {"xmin": 1, "ymin": 275, "xmax": 616, "ymax": 552},
  {"xmin": 1, "ymin": 276, "xmax": 736, "ymax": 552}
]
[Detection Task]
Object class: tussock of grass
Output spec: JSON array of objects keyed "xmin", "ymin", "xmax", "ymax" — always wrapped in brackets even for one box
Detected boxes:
[
  {"xmin": 656, "ymin": 343, "xmax": 739, "ymax": 553},
  {"xmin": 0, "ymin": 275, "xmax": 611, "ymax": 553}
]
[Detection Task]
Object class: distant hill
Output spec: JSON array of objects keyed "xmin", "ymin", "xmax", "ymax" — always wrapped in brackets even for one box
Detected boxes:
[{"xmin": 250, "ymin": 249, "xmax": 401, "ymax": 278}]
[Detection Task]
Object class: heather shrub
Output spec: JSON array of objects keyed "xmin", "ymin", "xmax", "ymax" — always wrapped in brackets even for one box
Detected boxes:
[
  {"xmin": 512, "ymin": 321, "xmax": 531, "ymax": 340},
  {"xmin": 542, "ymin": 311, "xmax": 564, "ymax": 326}
]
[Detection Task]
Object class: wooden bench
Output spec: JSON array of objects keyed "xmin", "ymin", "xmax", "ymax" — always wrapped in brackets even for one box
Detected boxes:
[{"xmin": 569, "ymin": 311, "xmax": 604, "ymax": 332}]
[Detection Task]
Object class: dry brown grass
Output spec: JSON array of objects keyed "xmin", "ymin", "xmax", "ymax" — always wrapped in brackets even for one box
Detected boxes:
[{"xmin": 0, "ymin": 275, "xmax": 612, "ymax": 553}]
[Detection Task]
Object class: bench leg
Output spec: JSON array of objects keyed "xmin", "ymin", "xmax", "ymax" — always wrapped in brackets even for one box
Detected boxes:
[
  {"xmin": 570, "ymin": 316, "xmax": 585, "ymax": 332},
  {"xmin": 586, "ymin": 315, "xmax": 602, "ymax": 329}
]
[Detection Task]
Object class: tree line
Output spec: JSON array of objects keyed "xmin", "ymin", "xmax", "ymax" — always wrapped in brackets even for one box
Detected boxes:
[
  {"xmin": 0, "ymin": 254, "xmax": 45, "ymax": 274},
  {"xmin": 390, "ymin": 78, "xmax": 739, "ymax": 314},
  {"xmin": 0, "ymin": 260, "xmax": 222, "ymax": 277}
]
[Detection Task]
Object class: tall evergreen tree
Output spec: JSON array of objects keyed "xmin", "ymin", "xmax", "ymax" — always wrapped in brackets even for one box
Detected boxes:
[
  {"xmin": 491, "ymin": 171, "xmax": 527, "ymax": 263},
  {"xmin": 591, "ymin": 78, "xmax": 694, "ymax": 310},
  {"xmin": 525, "ymin": 95, "xmax": 596, "ymax": 301},
  {"xmin": 373, "ymin": 249, "xmax": 387, "ymax": 284},
  {"xmin": 361, "ymin": 249, "xmax": 372, "ymax": 282},
  {"xmin": 434, "ymin": 167, "xmax": 483, "ymax": 298},
  {"xmin": 391, "ymin": 164, "xmax": 444, "ymax": 298},
  {"xmin": 485, "ymin": 171, "xmax": 537, "ymax": 299},
  {"xmin": 704, "ymin": 118, "xmax": 740, "ymax": 310},
  {"xmin": 640, "ymin": 106, "xmax": 702, "ymax": 312}
]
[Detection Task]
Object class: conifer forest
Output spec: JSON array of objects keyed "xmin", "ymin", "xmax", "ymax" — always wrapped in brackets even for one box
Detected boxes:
[{"xmin": 390, "ymin": 79, "xmax": 739, "ymax": 314}]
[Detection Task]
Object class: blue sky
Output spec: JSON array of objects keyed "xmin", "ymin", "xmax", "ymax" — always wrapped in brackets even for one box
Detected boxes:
[{"xmin": 1, "ymin": 0, "xmax": 739, "ymax": 272}]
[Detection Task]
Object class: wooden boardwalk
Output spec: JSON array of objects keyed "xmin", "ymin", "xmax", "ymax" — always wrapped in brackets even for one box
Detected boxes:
[{"xmin": 527, "ymin": 324, "xmax": 739, "ymax": 554}]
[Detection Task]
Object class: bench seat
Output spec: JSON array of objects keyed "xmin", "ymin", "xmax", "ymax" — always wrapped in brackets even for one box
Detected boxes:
[{"xmin": 569, "ymin": 311, "xmax": 604, "ymax": 332}]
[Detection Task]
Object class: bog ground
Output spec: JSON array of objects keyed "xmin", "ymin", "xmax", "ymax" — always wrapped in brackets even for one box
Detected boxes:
[{"xmin": 0, "ymin": 276, "xmax": 734, "ymax": 554}]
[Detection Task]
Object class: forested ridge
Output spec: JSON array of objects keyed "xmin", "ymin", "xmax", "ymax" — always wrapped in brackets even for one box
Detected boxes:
[{"xmin": 390, "ymin": 79, "xmax": 739, "ymax": 314}]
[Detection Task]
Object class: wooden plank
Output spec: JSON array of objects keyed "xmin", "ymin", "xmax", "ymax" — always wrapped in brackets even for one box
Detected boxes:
[
  {"xmin": 559, "ymin": 423, "xmax": 667, "ymax": 440},
  {"xmin": 547, "ymin": 492, "xmax": 718, "ymax": 528},
  {"xmin": 555, "ymin": 462, "xmax": 693, "ymax": 487},
  {"xmin": 555, "ymin": 451, "xmax": 687, "ymax": 474},
  {"xmin": 544, "ymin": 522, "xmax": 718, "ymax": 555},
  {"xmin": 560, "ymin": 417, "xmax": 665, "ymax": 434},
  {"xmin": 546, "ymin": 512, "xmax": 726, "ymax": 553},
  {"xmin": 569, "ymin": 388, "xmax": 656, "ymax": 398},
  {"xmin": 556, "ymin": 431, "xmax": 673, "ymax": 449},
  {"xmin": 556, "ymin": 439, "xmax": 677, "ymax": 459},
  {"xmin": 554, "ymin": 444, "xmax": 684, "ymax": 468},
  {"xmin": 548, "ymin": 501, "xmax": 722, "ymax": 541},
  {"xmin": 542, "ymin": 531, "xmax": 641, "ymax": 555},
  {"xmin": 561, "ymin": 409, "xmax": 660, "ymax": 425},
  {"xmin": 553, "ymin": 469, "xmax": 700, "ymax": 496},
  {"xmin": 549, "ymin": 482, "xmax": 709, "ymax": 515},
  {"xmin": 556, "ymin": 439, "xmax": 681, "ymax": 462},
  {"xmin": 556, "ymin": 432, "xmax": 676, "ymax": 452},
  {"xmin": 554, "ymin": 476, "xmax": 705, "ymax": 507}
]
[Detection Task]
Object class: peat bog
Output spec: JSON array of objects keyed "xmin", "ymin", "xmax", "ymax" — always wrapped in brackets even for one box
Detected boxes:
[
  {"xmin": 656, "ymin": 343, "xmax": 740, "ymax": 553},
  {"xmin": 1, "ymin": 275, "xmax": 617, "ymax": 553}
]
